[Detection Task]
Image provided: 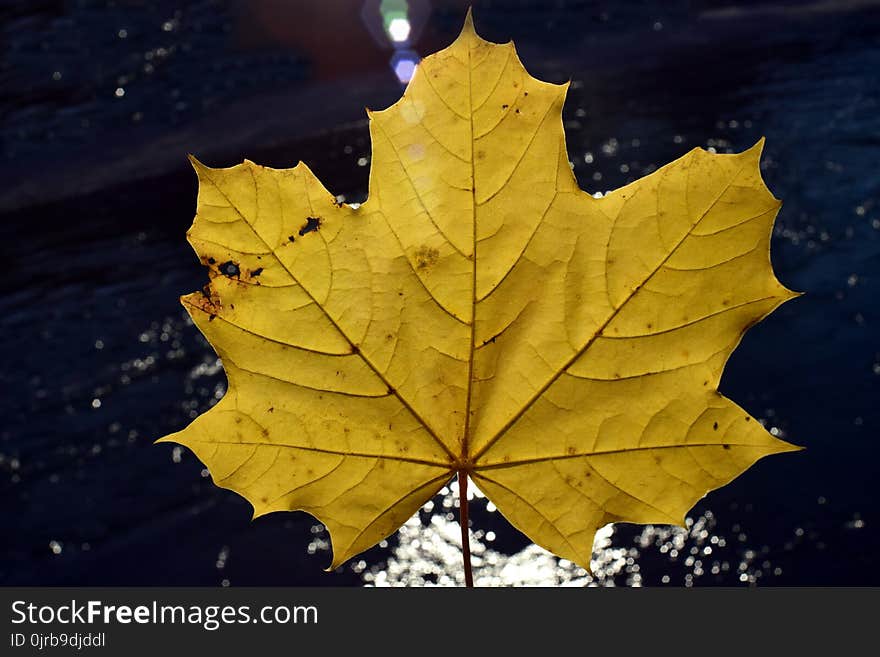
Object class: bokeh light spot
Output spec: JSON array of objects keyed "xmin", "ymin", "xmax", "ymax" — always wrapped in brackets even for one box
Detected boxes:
[
  {"xmin": 388, "ymin": 17, "xmax": 411, "ymax": 43},
  {"xmin": 391, "ymin": 50, "xmax": 419, "ymax": 84}
]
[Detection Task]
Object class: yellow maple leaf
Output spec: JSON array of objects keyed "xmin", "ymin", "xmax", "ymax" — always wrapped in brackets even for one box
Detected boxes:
[{"xmin": 157, "ymin": 11, "xmax": 800, "ymax": 575}]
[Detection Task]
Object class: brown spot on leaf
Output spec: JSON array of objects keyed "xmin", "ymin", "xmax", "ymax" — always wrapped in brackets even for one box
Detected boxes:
[
  {"xmin": 193, "ymin": 283, "xmax": 222, "ymax": 317},
  {"xmin": 723, "ymin": 444, "xmax": 731, "ymax": 450},
  {"xmin": 566, "ymin": 446, "xmax": 576, "ymax": 455},
  {"xmin": 219, "ymin": 261, "xmax": 240, "ymax": 278},
  {"xmin": 299, "ymin": 216, "xmax": 321, "ymax": 236},
  {"xmin": 268, "ymin": 407, "xmax": 274, "ymax": 413},
  {"xmin": 713, "ymin": 422, "xmax": 719, "ymax": 430},
  {"xmin": 415, "ymin": 245, "xmax": 440, "ymax": 270}
]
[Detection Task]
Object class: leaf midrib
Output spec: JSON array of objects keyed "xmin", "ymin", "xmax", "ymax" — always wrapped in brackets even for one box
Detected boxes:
[{"xmin": 460, "ymin": 31, "xmax": 478, "ymax": 465}]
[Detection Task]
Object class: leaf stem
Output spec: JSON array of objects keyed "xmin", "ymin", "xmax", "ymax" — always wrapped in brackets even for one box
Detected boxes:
[{"xmin": 457, "ymin": 471, "xmax": 474, "ymax": 587}]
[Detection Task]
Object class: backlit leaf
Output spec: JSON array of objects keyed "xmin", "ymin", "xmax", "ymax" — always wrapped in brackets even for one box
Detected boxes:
[{"xmin": 158, "ymin": 11, "xmax": 800, "ymax": 572}]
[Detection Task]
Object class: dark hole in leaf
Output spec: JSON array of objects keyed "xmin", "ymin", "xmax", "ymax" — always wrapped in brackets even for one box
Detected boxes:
[
  {"xmin": 713, "ymin": 422, "xmax": 719, "ymax": 430},
  {"xmin": 207, "ymin": 257, "xmax": 216, "ymax": 265},
  {"xmin": 219, "ymin": 261, "xmax": 240, "ymax": 277},
  {"xmin": 251, "ymin": 267, "xmax": 264, "ymax": 277},
  {"xmin": 299, "ymin": 216, "xmax": 321, "ymax": 236},
  {"xmin": 288, "ymin": 235, "xmax": 296, "ymax": 243}
]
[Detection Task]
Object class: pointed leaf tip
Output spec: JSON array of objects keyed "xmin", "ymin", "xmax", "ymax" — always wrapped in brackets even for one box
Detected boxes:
[
  {"xmin": 187, "ymin": 154, "xmax": 212, "ymax": 176},
  {"xmin": 462, "ymin": 6, "xmax": 476, "ymax": 35},
  {"xmin": 746, "ymin": 136, "xmax": 767, "ymax": 158}
]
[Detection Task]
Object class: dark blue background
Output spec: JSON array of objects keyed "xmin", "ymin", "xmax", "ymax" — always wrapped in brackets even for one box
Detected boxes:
[{"xmin": 2, "ymin": 0, "xmax": 877, "ymax": 586}]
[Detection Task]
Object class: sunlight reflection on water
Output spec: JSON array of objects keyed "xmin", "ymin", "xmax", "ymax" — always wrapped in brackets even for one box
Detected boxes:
[{"xmin": 340, "ymin": 486, "xmax": 782, "ymax": 587}]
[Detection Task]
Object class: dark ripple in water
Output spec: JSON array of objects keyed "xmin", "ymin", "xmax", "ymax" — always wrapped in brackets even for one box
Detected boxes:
[{"xmin": 1, "ymin": 1, "xmax": 878, "ymax": 585}]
